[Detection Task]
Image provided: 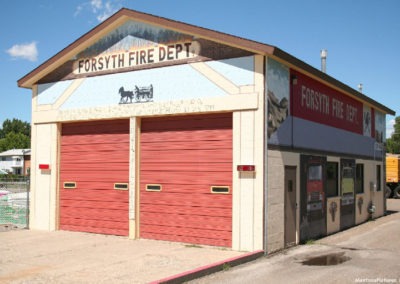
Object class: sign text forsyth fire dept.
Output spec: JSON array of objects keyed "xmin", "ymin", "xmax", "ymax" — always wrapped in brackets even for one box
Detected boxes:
[{"xmin": 74, "ymin": 41, "xmax": 200, "ymax": 75}]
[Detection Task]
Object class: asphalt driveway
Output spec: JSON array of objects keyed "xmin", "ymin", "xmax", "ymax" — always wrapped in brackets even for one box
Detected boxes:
[{"xmin": 190, "ymin": 199, "xmax": 400, "ymax": 283}]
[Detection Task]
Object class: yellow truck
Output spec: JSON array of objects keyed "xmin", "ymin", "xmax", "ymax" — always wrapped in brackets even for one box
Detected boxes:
[{"xmin": 386, "ymin": 154, "xmax": 400, "ymax": 198}]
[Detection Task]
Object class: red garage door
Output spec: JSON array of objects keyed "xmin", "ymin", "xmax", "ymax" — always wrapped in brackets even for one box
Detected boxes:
[
  {"xmin": 59, "ymin": 120, "xmax": 129, "ymax": 236},
  {"xmin": 140, "ymin": 113, "xmax": 233, "ymax": 247}
]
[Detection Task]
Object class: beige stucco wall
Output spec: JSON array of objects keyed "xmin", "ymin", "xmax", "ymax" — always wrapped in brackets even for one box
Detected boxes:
[
  {"xmin": 232, "ymin": 55, "xmax": 265, "ymax": 252},
  {"xmin": 326, "ymin": 158, "xmax": 385, "ymax": 232},
  {"xmin": 266, "ymin": 150, "xmax": 299, "ymax": 253},
  {"xmin": 30, "ymin": 54, "xmax": 265, "ymax": 251},
  {"xmin": 326, "ymin": 197, "xmax": 341, "ymax": 234},
  {"xmin": 357, "ymin": 158, "xmax": 385, "ymax": 221},
  {"xmin": 266, "ymin": 152, "xmax": 385, "ymax": 252},
  {"xmin": 29, "ymin": 122, "xmax": 59, "ymax": 231}
]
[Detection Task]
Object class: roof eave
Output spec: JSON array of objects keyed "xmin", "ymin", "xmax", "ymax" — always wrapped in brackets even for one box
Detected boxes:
[
  {"xmin": 272, "ymin": 48, "xmax": 396, "ymax": 116},
  {"xmin": 18, "ymin": 8, "xmax": 395, "ymax": 116},
  {"xmin": 18, "ymin": 8, "xmax": 274, "ymax": 89}
]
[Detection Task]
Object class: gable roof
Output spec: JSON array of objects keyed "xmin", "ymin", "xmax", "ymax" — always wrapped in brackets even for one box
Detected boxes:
[
  {"xmin": 18, "ymin": 8, "xmax": 395, "ymax": 115},
  {"xmin": 0, "ymin": 149, "xmax": 31, "ymax": 157}
]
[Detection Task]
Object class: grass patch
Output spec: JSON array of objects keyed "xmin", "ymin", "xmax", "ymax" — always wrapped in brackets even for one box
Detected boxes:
[
  {"xmin": 222, "ymin": 263, "xmax": 231, "ymax": 271},
  {"xmin": 184, "ymin": 244, "xmax": 203, "ymax": 248},
  {"xmin": 305, "ymin": 239, "xmax": 316, "ymax": 245}
]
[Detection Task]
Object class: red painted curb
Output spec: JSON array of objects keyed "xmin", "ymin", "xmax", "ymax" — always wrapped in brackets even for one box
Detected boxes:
[{"xmin": 150, "ymin": 250, "xmax": 264, "ymax": 284}]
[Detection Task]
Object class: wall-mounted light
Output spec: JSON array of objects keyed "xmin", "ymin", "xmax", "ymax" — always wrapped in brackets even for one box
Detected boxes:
[
  {"xmin": 39, "ymin": 164, "xmax": 50, "ymax": 170},
  {"xmin": 237, "ymin": 165, "xmax": 255, "ymax": 172}
]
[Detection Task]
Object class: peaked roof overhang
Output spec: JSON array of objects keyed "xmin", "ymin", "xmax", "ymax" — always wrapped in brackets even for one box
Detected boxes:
[{"xmin": 18, "ymin": 8, "xmax": 395, "ymax": 115}]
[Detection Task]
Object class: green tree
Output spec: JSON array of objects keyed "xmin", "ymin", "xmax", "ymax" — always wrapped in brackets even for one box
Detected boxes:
[
  {"xmin": 0, "ymin": 132, "xmax": 30, "ymax": 152},
  {"xmin": 0, "ymin": 119, "xmax": 31, "ymax": 152},
  {"xmin": 0, "ymin": 119, "xmax": 30, "ymax": 138},
  {"xmin": 387, "ymin": 116, "xmax": 400, "ymax": 154}
]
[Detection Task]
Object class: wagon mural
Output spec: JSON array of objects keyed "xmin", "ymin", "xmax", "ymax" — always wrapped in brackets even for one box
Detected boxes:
[{"xmin": 119, "ymin": 84, "xmax": 154, "ymax": 104}]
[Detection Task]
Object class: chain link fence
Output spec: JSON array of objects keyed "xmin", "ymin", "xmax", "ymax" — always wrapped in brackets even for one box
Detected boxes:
[{"xmin": 0, "ymin": 176, "xmax": 30, "ymax": 229}]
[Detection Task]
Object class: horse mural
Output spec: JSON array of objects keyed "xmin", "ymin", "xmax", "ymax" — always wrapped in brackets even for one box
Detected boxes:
[
  {"xmin": 119, "ymin": 87, "xmax": 134, "ymax": 104},
  {"xmin": 118, "ymin": 84, "xmax": 153, "ymax": 104}
]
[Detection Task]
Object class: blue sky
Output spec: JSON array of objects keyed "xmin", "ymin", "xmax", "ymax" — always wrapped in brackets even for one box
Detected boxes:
[{"xmin": 1, "ymin": 0, "xmax": 399, "ymax": 137}]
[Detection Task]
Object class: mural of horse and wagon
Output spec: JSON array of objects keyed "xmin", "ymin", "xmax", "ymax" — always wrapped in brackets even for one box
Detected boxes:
[{"xmin": 119, "ymin": 84, "xmax": 153, "ymax": 104}]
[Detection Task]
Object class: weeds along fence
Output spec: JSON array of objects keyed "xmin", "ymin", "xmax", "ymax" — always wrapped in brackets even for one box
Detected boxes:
[{"xmin": 0, "ymin": 176, "xmax": 30, "ymax": 228}]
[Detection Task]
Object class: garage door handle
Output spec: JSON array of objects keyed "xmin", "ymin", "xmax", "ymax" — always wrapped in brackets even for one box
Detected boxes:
[
  {"xmin": 63, "ymin": 182, "xmax": 76, "ymax": 189},
  {"xmin": 114, "ymin": 183, "xmax": 129, "ymax": 190}
]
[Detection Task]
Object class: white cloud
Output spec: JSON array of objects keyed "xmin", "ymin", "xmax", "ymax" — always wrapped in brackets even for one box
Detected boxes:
[
  {"xmin": 96, "ymin": 1, "xmax": 117, "ymax": 22},
  {"xmin": 6, "ymin": 42, "xmax": 38, "ymax": 62},
  {"xmin": 75, "ymin": 0, "xmax": 120, "ymax": 22},
  {"xmin": 91, "ymin": 0, "xmax": 102, "ymax": 12},
  {"xmin": 74, "ymin": 5, "xmax": 84, "ymax": 17},
  {"xmin": 386, "ymin": 118, "xmax": 395, "ymax": 138}
]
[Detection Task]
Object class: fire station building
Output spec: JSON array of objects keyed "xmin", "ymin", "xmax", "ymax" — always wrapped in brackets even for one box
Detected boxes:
[{"xmin": 18, "ymin": 8, "xmax": 395, "ymax": 253}]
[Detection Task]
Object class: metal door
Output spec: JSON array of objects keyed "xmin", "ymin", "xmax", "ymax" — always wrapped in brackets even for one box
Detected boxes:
[
  {"xmin": 340, "ymin": 159, "xmax": 355, "ymax": 230},
  {"xmin": 59, "ymin": 120, "xmax": 130, "ymax": 236},
  {"xmin": 285, "ymin": 166, "xmax": 297, "ymax": 247},
  {"xmin": 140, "ymin": 113, "xmax": 233, "ymax": 247}
]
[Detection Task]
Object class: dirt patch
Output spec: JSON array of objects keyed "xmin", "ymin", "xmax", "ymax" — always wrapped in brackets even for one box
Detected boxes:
[{"xmin": 0, "ymin": 224, "xmax": 21, "ymax": 232}]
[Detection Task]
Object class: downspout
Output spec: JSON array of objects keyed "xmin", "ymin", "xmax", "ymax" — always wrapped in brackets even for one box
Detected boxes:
[{"xmin": 263, "ymin": 56, "xmax": 268, "ymax": 254}]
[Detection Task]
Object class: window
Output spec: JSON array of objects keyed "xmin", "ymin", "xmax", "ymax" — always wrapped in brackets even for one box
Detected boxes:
[
  {"xmin": 326, "ymin": 162, "xmax": 338, "ymax": 197},
  {"xmin": 376, "ymin": 165, "xmax": 381, "ymax": 191},
  {"xmin": 355, "ymin": 164, "xmax": 364, "ymax": 194},
  {"xmin": 1, "ymin": 157, "xmax": 5, "ymax": 161},
  {"xmin": 308, "ymin": 165, "xmax": 322, "ymax": 181}
]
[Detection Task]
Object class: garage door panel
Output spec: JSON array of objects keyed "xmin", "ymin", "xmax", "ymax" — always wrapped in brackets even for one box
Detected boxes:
[
  {"xmin": 60, "ymin": 199, "xmax": 128, "ymax": 210},
  {"xmin": 140, "ymin": 149, "xmax": 231, "ymax": 163},
  {"xmin": 139, "ymin": 183, "xmax": 229, "ymax": 194},
  {"xmin": 61, "ymin": 163, "xmax": 129, "ymax": 172},
  {"xmin": 62, "ymin": 133, "xmax": 129, "ymax": 144},
  {"xmin": 61, "ymin": 188, "xmax": 128, "ymax": 201},
  {"xmin": 140, "ymin": 212, "xmax": 231, "ymax": 230},
  {"xmin": 60, "ymin": 151, "xmax": 129, "ymax": 161},
  {"xmin": 142, "ymin": 232, "xmax": 230, "ymax": 247},
  {"xmin": 141, "ymin": 140, "xmax": 231, "ymax": 150},
  {"xmin": 140, "ymin": 204, "xmax": 231, "ymax": 217},
  {"xmin": 140, "ymin": 190, "xmax": 231, "ymax": 206},
  {"xmin": 141, "ymin": 114, "xmax": 232, "ymax": 131},
  {"xmin": 142, "ymin": 224, "xmax": 231, "ymax": 240},
  {"xmin": 141, "ymin": 131, "xmax": 231, "ymax": 144},
  {"xmin": 60, "ymin": 120, "xmax": 129, "ymax": 236},
  {"xmin": 140, "ymin": 172, "xmax": 231, "ymax": 186},
  {"xmin": 61, "ymin": 172, "xmax": 129, "ymax": 182},
  {"xmin": 61, "ymin": 143, "xmax": 129, "ymax": 153},
  {"xmin": 61, "ymin": 206, "xmax": 127, "ymax": 221},
  {"xmin": 61, "ymin": 225, "xmax": 128, "ymax": 236},
  {"xmin": 140, "ymin": 114, "xmax": 232, "ymax": 246},
  {"xmin": 61, "ymin": 218, "xmax": 128, "ymax": 231},
  {"xmin": 62, "ymin": 120, "xmax": 129, "ymax": 135},
  {"xmin": 140, "ymin": 162, "xmax": 232, "ymax": 172}
]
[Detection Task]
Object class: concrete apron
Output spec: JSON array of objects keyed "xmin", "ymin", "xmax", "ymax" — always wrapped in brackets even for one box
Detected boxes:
[{"xmin": 0, "ymin": 230, "xmax": 260, "ymax": 283}]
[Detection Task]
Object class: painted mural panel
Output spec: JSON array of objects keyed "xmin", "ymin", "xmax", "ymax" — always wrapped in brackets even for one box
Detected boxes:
[
  {"xmin": 37, "ymin": 81, "xmax": 73, "ymax": 105},
  {"xmin": 206, "ymin": 57, "xmax": 254, "ymax": 86},
  {"xmin": 363, "ymin": 105, "xmax": 372, "ymax": 136},
  {"xmin": 300, "ymin": 155, "xmax": 327, "ymax": 242},
  {"xmin": 36, "ymin": 56, "xmax": 255, "ymax": 111},
  {"xmin": 266, "ymin": 58, "xmax": 290, "ymax": 141},
  {"xmin": 375, "ymin": 110, "xmax": 385, "ymax": 143},
  {"xmin": 291, "ymin": 70, "xmax": 363, "ymax": 135},
  {"xmin": 340, "ymin": 158, "xmax": 355, "ymax": 230},
  {"xmin": 38, "ymin": 20, "xmax": 252, "ymax": 84}
]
